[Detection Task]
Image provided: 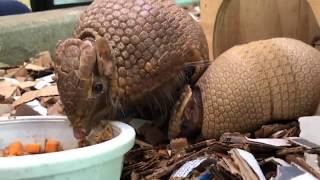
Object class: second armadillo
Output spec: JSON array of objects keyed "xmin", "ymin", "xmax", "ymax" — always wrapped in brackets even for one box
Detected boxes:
[{"xmin": 169, "ymin": 38, "xmax": 320, "ymax": 139}]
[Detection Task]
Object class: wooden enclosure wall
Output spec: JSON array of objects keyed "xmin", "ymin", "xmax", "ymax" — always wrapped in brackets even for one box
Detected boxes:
[{"xmin": 200, "ymin": 0, "xmax": 320, "ymax": 59}]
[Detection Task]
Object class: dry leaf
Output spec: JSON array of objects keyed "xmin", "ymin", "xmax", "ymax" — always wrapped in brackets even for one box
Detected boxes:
[
  {"xmin": 5, "ymin": 67, "xmax": 28, "ymax": 78},
  {"xmin": 13, "ymin": 85, "xmax": 59, "ymax": 107},
  {"xmin": 25, "ymin": 64, "xmax": 47, "ymax": 71},
  {"xmin": 0, "ymin": 86, "xmax": 17, "ymax": 99},
  {"xmin": 47, "ymin": 100, "xmax": 64, "ymax": 115},
  {"xmin": 30, "ymin": 51, "xmax": 52, "ymax": 69},
  {"xmin": 14, "ymin": 104, "xmax": 41, "ymax": 116},
  {"xmin": 0, "ymin": 104, "xmax": 13, "ymax": 116},
  {"xmin": 17, "ymin": 81, "xmax": 36, "ymax": 89},
  {"xmin": 0, "ymin": 69, "xmax": 5, "ymax": 76}
]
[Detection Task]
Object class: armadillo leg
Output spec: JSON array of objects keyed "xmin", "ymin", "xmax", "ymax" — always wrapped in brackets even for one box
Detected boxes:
[{"xmin": 168, "ymin": 85, "xmax": 203, "ymax": 139}]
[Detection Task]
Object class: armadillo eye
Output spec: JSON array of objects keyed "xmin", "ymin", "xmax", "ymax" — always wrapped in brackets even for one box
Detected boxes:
[{"xmin": 94, "ymin": 83, "xmax": 103, "ymax": 93}]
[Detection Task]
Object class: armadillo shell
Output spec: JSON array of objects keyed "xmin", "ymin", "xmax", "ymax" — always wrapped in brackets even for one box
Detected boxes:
[
  {"xmin": 197, "ymin": 38, "xmax": 320, "ymax": 139},
  {"xmin": 73, "ymin": 0, "xmax": 208, "ymax": 102}
]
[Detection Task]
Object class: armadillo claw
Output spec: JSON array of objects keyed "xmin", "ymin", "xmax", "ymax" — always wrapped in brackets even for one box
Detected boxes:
[
  {"xmin": 168, "ymin": 85, "xmax": 192, "ymax": 139},
  {"xmin": 168, "ymin": 85, "xmax": 203, "ymax": 139}
]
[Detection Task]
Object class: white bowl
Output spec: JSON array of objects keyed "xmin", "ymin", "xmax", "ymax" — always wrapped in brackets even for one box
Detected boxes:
[{"xmin": 0, "ymin": 116, "xmax": 135, "ymax": 180}]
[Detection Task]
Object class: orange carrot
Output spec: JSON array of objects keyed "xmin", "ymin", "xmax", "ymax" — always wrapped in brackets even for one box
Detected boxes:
[
  {"xmin": 8, "ymin": 141, "xmax": 23, "ymax": 156},
  {"xmin": 4, "ymin": 148, "xmax": 9, "ymax": 157},
  {"xmin": 25, "ymin": 144, "xmax": 41, "ymax": 154},
  {"xmin": 0, "ymin": 149, "xmax": 5, "ymax": 157},
  {"xmin": 44, "ymin": 139, "xmax": 60, "ymax": 153}
]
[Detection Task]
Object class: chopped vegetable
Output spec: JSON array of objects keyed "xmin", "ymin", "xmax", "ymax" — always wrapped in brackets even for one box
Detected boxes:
[
  {"xmin": 44, "ymin": 139, "xmax": 60, "ymax": 153},
  {"xmin": 0, "ymin": 139, "xmax": 63, "ymax": 157},
  {"xmin": 25, "ymin": 144, "xmax": 41, "ymax": 154},
  {"xmin": 4, "ymin": 149, "xmax": 9, "ymax": 156},
  {"xmin": 0, "ymin": 150, "xmax": 5, "ymax": 157},
  {"xmin": 8, "ymin": 141, "xmax": 23, "ymax": 156}
]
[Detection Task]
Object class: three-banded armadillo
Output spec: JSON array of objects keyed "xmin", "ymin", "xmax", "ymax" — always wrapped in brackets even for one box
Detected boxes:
[
  {"xmin": 169, "ymin": 38, "xmax": 320, "ymax": 139},
  {"xmin": 54, "ymin": 0, "xmax": 208, "ymax": 133}
]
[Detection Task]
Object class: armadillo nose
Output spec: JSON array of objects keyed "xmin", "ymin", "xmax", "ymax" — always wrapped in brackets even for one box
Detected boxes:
[
  {"xmin": 73, "ymin": 127, "xmax": 86, "ymax": 139},
  {"xmin": 82, "ymin": 112, "xmax": 97, "ymax": 136}
]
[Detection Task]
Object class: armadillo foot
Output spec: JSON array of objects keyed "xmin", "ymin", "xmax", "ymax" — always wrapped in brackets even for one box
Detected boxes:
[{"xmin": 168, "ymin": 85, "xmax": 203, "ymax": 139}]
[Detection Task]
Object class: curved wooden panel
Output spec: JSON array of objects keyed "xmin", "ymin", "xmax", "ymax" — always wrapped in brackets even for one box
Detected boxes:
[{"xmin": 200, "ymin": 0, "xmax": 320, "ymax": 58}]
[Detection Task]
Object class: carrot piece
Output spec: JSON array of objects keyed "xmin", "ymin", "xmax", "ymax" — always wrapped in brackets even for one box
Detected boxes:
[
  {"xmin": 44, "ymin": 139, "xmax": 60, "ymax": 153},
  {"xmin": 25, "ymin": 144, "xmax": 41, "ymax": 154},
  {"xmin": 8, "ymin": 141, "xmax": 23, "ymax": 156},
  {"xmin": 0, "ymin": 149, "xmax": 5, "ymax": 157},
  {"xmin": 4, "ymin": 148, "xmax": 9, "ymax": 157}
]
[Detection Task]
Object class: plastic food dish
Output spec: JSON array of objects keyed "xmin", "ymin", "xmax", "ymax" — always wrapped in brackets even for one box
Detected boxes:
[{"xmin": 0, "ymin": 116, "xmax": 135, "ymax": 180}]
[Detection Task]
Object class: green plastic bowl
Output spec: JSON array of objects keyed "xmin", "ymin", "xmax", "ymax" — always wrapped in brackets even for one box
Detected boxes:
[{"xmin": 0, "ymin": 116, "xmax": 135, "ymax": 180}]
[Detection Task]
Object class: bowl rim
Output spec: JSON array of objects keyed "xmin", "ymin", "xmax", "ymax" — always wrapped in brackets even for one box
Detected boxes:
[{"xmin": 0, "ymin": 116, "xmax": 135, "ymax": 179}]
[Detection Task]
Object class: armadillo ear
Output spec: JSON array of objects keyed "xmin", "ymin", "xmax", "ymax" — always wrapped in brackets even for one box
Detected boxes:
[
  {"xmin": 79, "ymin": 40, "xmax": 97, "ymax": 79},
  {"xmin": 55, "ymin": 38, "xmax": 96, "ymax": 79},
  {"xmin": 54, "ymin": 38, "xmax": 96, "ymax": 131},
  {"xmin": 95, "ymin": 36, "xmax": 114, "ymax": 79}
]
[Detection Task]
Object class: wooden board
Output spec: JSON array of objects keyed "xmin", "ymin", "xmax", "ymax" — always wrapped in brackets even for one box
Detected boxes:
[
  {"xmin": 200, "ymin": 0, "xmax": 320, "ymax": 58},
  {"xmin": 199, "ymin": 0, "xmax": 222, "ymax": 60}
]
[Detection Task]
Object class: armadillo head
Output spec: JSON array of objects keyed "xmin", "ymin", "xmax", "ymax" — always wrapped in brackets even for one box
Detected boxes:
[
  {"xmin": 54, "ymin": 37, "xmax": 115, "ymax": 137},
  {"xmin": 168, "ymin": 85, "xmax": 203, "ymax": 139}
]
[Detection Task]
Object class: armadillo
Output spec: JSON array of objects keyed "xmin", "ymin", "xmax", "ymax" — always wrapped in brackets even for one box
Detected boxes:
[
  {"xmin": 169, "ymin": 38, "xmax": 320, "ymax": 139},
  {"xmin": 54, "ymin": 0, "xmax": 209, "ymax": 134}
]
